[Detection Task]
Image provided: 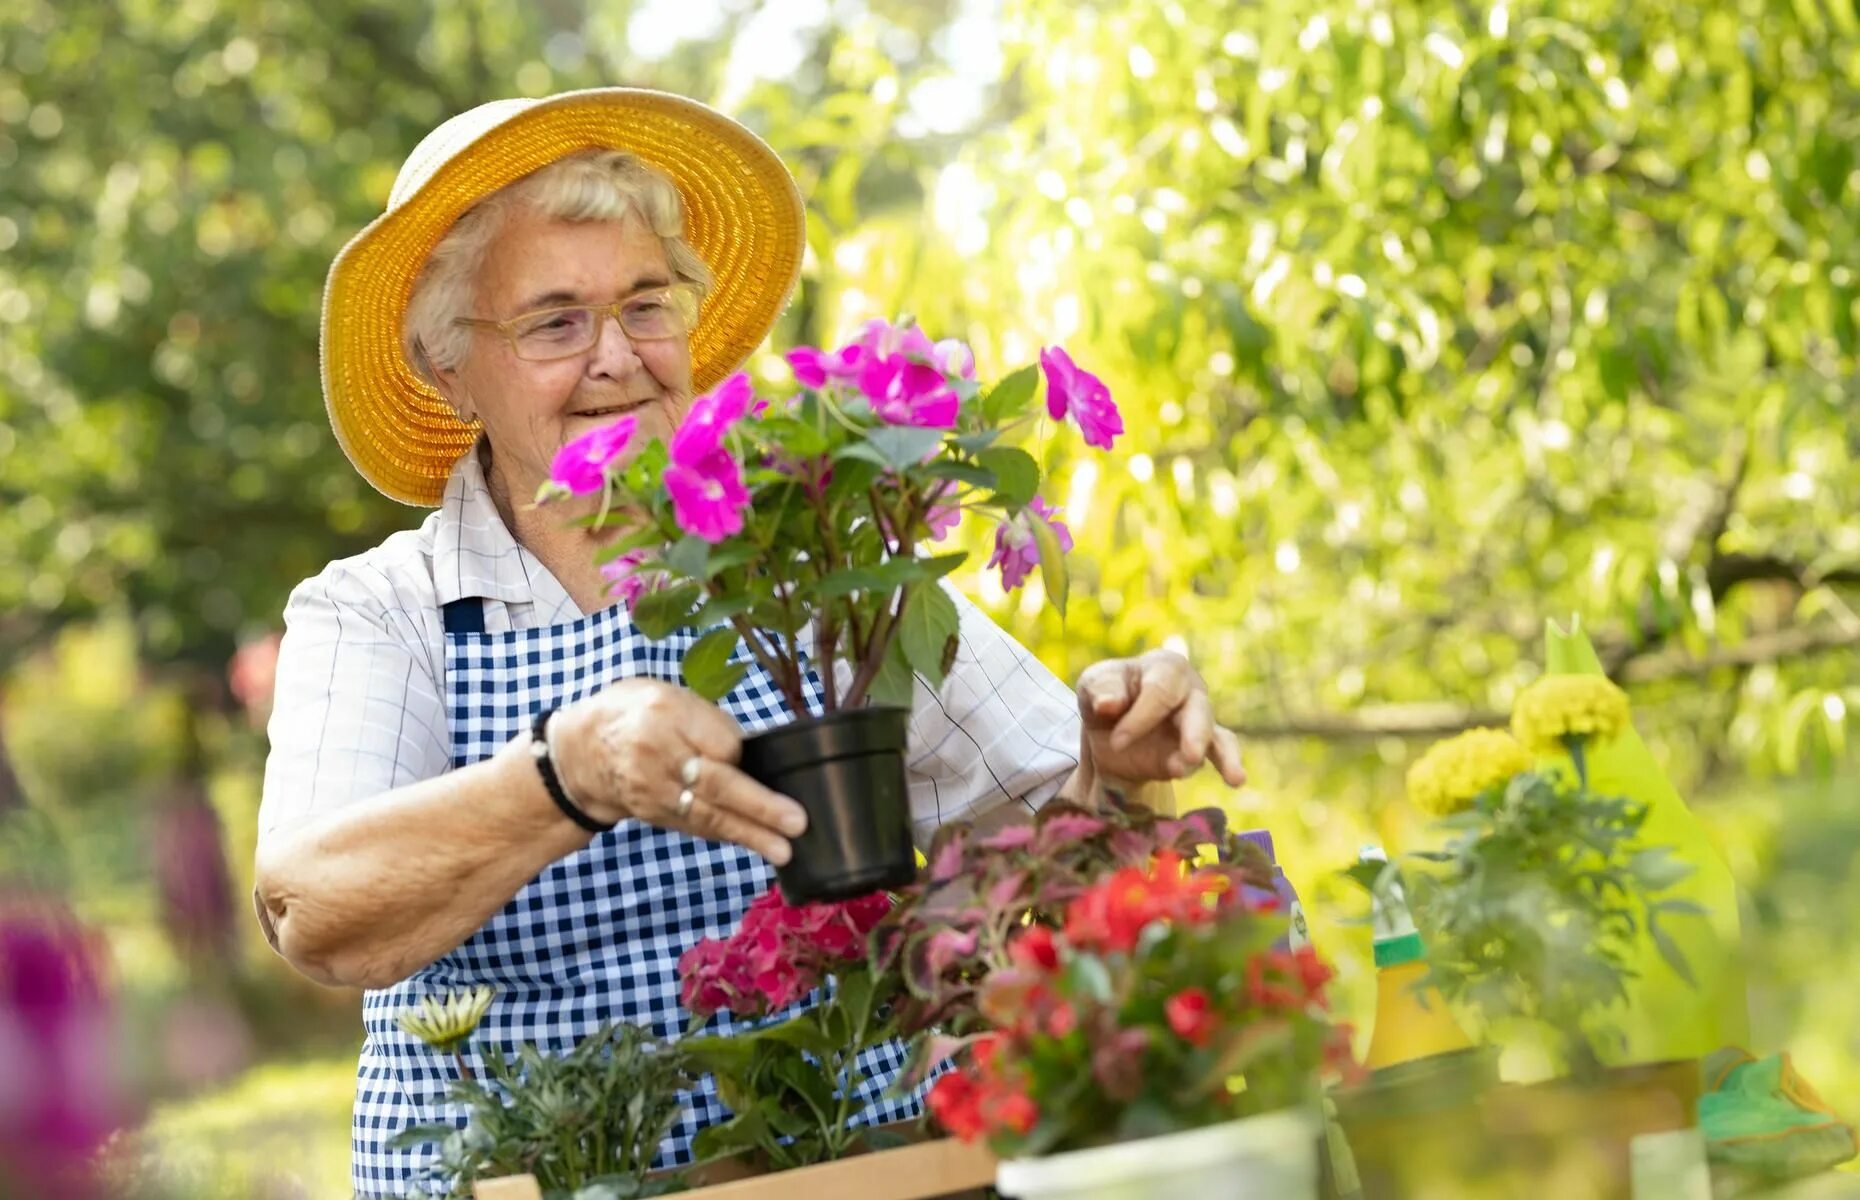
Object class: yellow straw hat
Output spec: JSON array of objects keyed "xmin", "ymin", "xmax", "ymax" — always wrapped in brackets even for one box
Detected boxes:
[{"xmin": 320, "ymin": 88, "xmax": 806, "ymax": 506}]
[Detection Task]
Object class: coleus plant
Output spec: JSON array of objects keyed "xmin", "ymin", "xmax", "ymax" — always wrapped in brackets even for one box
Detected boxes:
[{"xmin": 536, "ymin": 319, "xmax": 1124, "ymax": 715}]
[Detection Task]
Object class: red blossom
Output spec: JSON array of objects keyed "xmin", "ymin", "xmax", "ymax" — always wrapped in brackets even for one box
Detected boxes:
[
  {"xmin": 1008, "ymin": 925, "xmax": 1060, "ymax": 973},
  {"xmin": 1165, "ymin": 987, "xmax": 1217, "ymax": 1046},
  {"xmin": 1245, "ymin": 951, "xmax": 1305, "ymax": 1010}
]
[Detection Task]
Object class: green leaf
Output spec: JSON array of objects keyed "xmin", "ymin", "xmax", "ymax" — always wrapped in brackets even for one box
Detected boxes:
[
  {"xmin": 921, "ymin": 460, "xmax": 997, "ymax": 488},
  {"xmin": 952, "ymin": 429, "xmax": 1001, "ymax": 453},
  {"xmin": 863, "ymin": 426, "xmax": 947, "ymax": 471},
  {"xmin": 916, "ymin": 551, "xmax": 967, "ymax": 579},
  {"xmin": 812, "ymin": 567, "xmax": 892, "ymax": 598},
  {"xmin": 1629, "ymin": 848, "xmax": 1695, "ymax": 891},
  {"xmin": 1647, "ymin": 912, "xmax": 1698, "ymax": 988},
  {"xmin": 898, "ymin": 583, "xmax": 960, "ymax": 689},
  {"xmin": 977, "ymin": 447, "xmax": 1039, "ymax": 509},
  {"xmin": 703, "ymin": 543, "xmax": 761, "ymax": 578},
  {"xmin": 982, "ymin": 364, "xmax": 1040, "ymax": 423},
  {"xmin": 664, "ymin": 535, "xmax": 711, "ymax": 579},
  {"xmin": 869, "ymin": 636, "xmax": 917, "ymax": 708},
  {"xmin": 1027, "ymin": 506, "xmax": 1070, "ymax": 616},
  {"xmin": 683, "ymin": 626, "xmax": 748, "ymax": 701},
  {"xmin": 755, "ymin": 1013, "xmax": 839, "ymax": 1060},
  {"xmin": 631, "ymin": 583, "xmax": 702, "ymax": 639},
  {"xmin": 692, "ymin": 594, "xmax": 755, "ymax": 626}
]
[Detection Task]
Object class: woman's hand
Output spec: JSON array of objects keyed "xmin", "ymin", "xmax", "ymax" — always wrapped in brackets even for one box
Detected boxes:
[
  {"xmin": 1075, "ymin": 650, "xmax": 1246, "ymax": 789},
  {"xmin": 552, "ymin": 679, "xmax": 808, "ymax": 864}
]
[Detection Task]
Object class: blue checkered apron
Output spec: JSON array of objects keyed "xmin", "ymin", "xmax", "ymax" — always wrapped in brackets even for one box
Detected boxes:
[{"xmin": 350, "ymin": 599, "xmax": 924, "ymax": 1197}]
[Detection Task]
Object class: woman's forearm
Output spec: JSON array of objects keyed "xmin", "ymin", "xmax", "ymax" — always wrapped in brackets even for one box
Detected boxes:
[{"xmin": 254, "ymin": 735, "xmax": 590, "ymax": 990}]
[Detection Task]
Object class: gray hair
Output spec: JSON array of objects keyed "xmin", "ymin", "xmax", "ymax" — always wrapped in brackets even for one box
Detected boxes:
[{"xmin": 403, "ymin": 149, "xmax": 714, "ymax": 388}]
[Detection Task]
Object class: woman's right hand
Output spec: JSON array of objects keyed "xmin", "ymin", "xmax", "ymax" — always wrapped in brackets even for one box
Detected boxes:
[{"xmin": 550, "ymin": 678, "xmax": 809, "ymax": 865}]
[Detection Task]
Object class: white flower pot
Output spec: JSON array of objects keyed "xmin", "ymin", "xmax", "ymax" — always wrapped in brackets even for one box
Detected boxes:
[{"xmin": 994, "ymin": 1108, "xmax": 1320, "ymax": 1200}]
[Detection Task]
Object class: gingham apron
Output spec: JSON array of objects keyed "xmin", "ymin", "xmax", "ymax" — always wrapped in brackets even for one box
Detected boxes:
[{"xmin": 350, "ymin": 598, "xmax": 923, "ymax": 1196}]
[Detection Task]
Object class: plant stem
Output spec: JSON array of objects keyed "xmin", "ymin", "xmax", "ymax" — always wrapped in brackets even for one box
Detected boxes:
[
  {"xmin": 1566, "ymin": 736, "xmax": 1589, "ymax": 790},
  {"xmin": 450, "ymin": 1049, "xmax": 476, "ymax": 1083}
]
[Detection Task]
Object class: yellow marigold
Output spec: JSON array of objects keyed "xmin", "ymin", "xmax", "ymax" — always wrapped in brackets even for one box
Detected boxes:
[
  {"xmin": 1405, "ymin": 728, "xmax": 1534, "ymax": 816},
  {"xmin": 1510, "ymin": 675, "xmax": 1632, "ymax": 756}
]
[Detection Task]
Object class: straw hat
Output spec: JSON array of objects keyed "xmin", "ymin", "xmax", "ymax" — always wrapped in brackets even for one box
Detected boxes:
[{"xmin": 320, "ymin": 88, "xmax": 806, "ymax": 506}]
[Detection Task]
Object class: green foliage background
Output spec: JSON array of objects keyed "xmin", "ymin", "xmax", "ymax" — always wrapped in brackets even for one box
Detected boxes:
[{"xmin": 2, "ymin": 0, "xmax": 1856, "ymax": 1192}]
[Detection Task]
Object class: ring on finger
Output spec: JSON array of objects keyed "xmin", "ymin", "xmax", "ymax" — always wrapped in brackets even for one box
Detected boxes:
[
  {"xmin": 676, "ymin": 788, "xmax": 697, "ymax": 819},
  {"xmin": 680, "ymin": 756, "xmax": 704, "ymax": 787}
]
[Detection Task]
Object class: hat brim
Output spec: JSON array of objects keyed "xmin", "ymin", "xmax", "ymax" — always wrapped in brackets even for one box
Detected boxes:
[{"xmin": 320, "ymin": 88, "xmax": 806, "ymax": 507}]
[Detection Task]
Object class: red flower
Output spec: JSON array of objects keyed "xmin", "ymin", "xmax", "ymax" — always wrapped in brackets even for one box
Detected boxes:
[
  {"xmin": 1293, "ymin": 945, "xmax": 1335, "ymax": 1004},
  {"xmin": 1246, "ymin": 951, "xmax": 1304, "ymax": 1010},
  {"xmin": 1165, "ymin": 987, "xmax": 1217, "ymax": 1046},
  {"xmin": 985, "ymin": 1088, "xmax": 1040, "ymax": 1135},
  {"xmin": 1045, "ymin": 1000, "xmax": 1078, "ymax": 1038},
  {"xmin": 1009, "ymin": 924, "xmax": 1061, "ymax": 973},
  {"xmin": 928, "ymin": 1071, "xmax": 985, "ymax": 1141}
]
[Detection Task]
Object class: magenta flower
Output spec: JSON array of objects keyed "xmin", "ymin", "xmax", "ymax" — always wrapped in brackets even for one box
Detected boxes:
[
  {"xmin": 987, "ymin": 495, "xmax": 1073, "ymax": 590},
  {"xmin": 1040, "ymin": 346, "xmax": 1124, "ymax": 450},
  {"xmin": 671, "ymin": 372, "xmax": 753, "ymax": 465},
  {"xmin": 549, "ymin": 413, "xmax": 639, "ymax": 494},
  {"xmin": 665, "ymin": 449, "xmax": 751, "ymax": 544},
  {"xmin": 856, "ymin": 355, "xmax": 959, "ymax": 428},
  {"xmin": 600, "ymin": 549, "xmax": 666, "ymax": 611},
  {"xmin": 785, "ymin": 343, "xmax": 868, "ymax": 388}
]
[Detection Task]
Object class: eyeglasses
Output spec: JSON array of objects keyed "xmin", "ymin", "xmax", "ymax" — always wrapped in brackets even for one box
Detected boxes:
[{"xmin": 453, "ymin": 284, "xmax": 701, "ymax": 362}]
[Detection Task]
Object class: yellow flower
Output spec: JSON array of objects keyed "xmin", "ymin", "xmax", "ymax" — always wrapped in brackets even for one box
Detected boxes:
[
  {"xmin": 1510, "ymin": 675, "xmax": 1631, "ymax": 756},
  {"xmin": 396, "ymin": 985, "xmax": 495, "ymax": 1055},
  {"xmin": 1406, "ymin": 728, "xmax": 1534, "ymax": 816}
]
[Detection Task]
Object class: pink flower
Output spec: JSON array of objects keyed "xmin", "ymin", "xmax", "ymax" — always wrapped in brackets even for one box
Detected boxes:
[
  {"xmin": 600, "ymin": 549, "xmax": 664, "ymax": 611},
  {"xmin": 856, "ymin": 355, "xmax": 959, "ymax": 429},
  {"xmin": 934, "ymin": 338, "xmax": 976, "ymax": 379},
  {"xmin": 925, "ymin": 494, "xmax": 962, "ymax": 541},
  {"xmin": 671, "ymin": 373, "xmax": 753, "ymax": 465},
  {"xmin": 786, "ymin": 344, "xmax": 868, "ymax": 388},
  {"xmin": 549, "ymin": 413, "xmax": 639, "ymax": 494},
  {"xmin": 1040, "ymin": 346, "xmax": 1123, "ymax": 450},
  {"xmin": 987, "ymin": 495, "xmax": 1073, "ymax": 590},
  {"xmin": 665, "ymin": 449, "xmax": 751, "ymax": 544}
]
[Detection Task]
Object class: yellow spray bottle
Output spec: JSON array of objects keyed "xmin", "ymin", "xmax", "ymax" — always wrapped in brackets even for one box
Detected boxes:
[{"xmin": 1359, "ymin": 846, "xmax": 1476, "ymax": 1071}]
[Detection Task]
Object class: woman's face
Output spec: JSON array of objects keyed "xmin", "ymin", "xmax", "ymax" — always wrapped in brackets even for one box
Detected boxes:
[{"xmin": 436, "ymin": 207, "xmax": 695, "ymax": 497}]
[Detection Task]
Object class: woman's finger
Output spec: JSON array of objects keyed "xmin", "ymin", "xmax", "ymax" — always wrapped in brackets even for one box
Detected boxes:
[
  {"xmin": 1173, "ymin": 689, "xmax": 1214, "ymax": 774},
  {"xmin": 1207, "ymin": 725, "xmax": 1247, "ymax": 787},
  {"xmin": 695, "ymin": 761, "xmax": 808, "ymax": 841}
]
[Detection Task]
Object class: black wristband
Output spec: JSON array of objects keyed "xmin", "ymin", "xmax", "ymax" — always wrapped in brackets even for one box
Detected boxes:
[{"xmin": 529, "ymin": 707, "xmax": 615, "ymax": 835}]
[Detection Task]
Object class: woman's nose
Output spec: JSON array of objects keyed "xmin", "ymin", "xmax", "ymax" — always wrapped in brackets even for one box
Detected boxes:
[{"xmin": 587, "ymin": 311, "xmax": 643, "ymax": 378}]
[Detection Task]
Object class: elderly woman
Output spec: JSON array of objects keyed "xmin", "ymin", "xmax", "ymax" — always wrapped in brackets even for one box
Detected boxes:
[{"xmin": 254, "ymin": 89, "xmax": 1246, "ymax": 1196}]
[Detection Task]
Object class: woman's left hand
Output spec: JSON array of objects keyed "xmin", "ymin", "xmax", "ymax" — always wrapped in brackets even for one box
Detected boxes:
[{"xmin": 1075, "ymin": 650, "xmax": 1247, "ymax": 787}]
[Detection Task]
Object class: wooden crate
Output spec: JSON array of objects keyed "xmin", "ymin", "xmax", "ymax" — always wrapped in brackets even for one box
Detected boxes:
[{"xmin": 475, "ymin": 1137, "xmax": 997, "ymax": 1200}]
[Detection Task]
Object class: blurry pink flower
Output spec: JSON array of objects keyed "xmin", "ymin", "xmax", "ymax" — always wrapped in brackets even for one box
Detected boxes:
[
  {"xmin": 0, "ymin": 899, "xmax": 129, "ymax": 1196},
  {"xmin": 934, "ymin": 338, "xmax": 976, "ymax": 379},
  {"xmin": 1040, "ymin": 346, "xmax": 1123, "ymax": 450},
  {"xmin": 549, "ymin": 414, "xmax": 639, "ymax": 494},
  {"xmin": 227, "ymin": 633, "xmax": 281, "ymax": 727},
  {"xmin": 672, "ymin": 373, "xmax": 753, "ymax": 464},
  {"xmin": 987, "ymin": 496, "xmax": 1073, "ymax": 590},
  {"xmin": 924, "ymin": 494, "xmax": 962, "ymax": 541},
  {"xmin": 665, "ymin": 450, "xmax": 751, "ymax": 544},
  {"xmin": 152, "ymin": 785, "xmax": 236, "ymax": 961}
]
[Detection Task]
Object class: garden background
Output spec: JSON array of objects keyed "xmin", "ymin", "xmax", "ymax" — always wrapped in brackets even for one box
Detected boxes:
[{"xmin": 1, "ymin": 0, "xmax": 1856, "ymax": 1194}]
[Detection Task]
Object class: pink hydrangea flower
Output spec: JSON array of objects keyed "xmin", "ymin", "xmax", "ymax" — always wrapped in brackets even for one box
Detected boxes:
[
  {"xmin": 987, "ymin": 495, "xmax": 1073, "ymax": 590},
  {"xmin": 665, "ymin": 449, "xmax": 751, "ymax": 544},
  {"xmin": 1040, "ymin": 346, "xmax": 1124, "ymax": 450},
  {"xmin": 671, "ymin": 372, "xmax": 753, "ymax": 464},
  {"xmin": 549, "ymin": 413, "xmax": 639, "ymax": 494},
  {"xmin": 677, "ymin": 886, "xmax": 894, "ymax": 1020}
]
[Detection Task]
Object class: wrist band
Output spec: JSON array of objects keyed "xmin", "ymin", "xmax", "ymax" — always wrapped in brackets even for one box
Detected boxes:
[{"xmin": 530, "ymin": 707, "xmax": 615, "ymax": 835}]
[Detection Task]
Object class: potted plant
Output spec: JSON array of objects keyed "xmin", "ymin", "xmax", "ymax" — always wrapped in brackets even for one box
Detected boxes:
[
  {"xmin": 536, "ymin": 320, "xmax": 1123, "ymax": 902},
  {"xmin": 920, "ymin": 850, "xmax": 1357, "ymax": 1200},
  {"xmin": 389, "ymin": 987, "xmax": 691, "ymax": 1198},
  {"xmin": 1336, "ymin": 670, "xmax": 1712, "ymax": 1198}
]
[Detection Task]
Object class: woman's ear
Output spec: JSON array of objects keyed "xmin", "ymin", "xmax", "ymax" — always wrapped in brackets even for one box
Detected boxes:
[{"xmin": 420, "ymin": 342, "xmax": 477, "ymax": 424}]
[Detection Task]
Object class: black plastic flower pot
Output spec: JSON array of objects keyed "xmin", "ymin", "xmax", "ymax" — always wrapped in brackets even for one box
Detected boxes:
[{"xmin": 738, "ymin": 705, "xmax": 917, "ymax": 904}]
